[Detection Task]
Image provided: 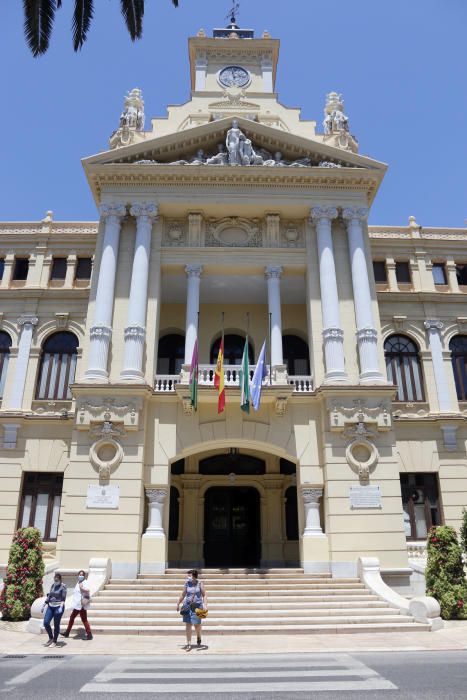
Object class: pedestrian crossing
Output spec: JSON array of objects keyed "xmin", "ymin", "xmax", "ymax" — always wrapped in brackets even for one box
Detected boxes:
[{"xmin": 79, "ymin": 653, "xmax": 397, "ymax": 694}]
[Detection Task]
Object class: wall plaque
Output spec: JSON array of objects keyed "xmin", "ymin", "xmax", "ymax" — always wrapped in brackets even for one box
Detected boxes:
[
  {"xmin": 349, "ymin": 485, "xmax": 381, "ymax": 509},
  {"xmin": 86, "ymin": 484, "xmax": 120, "ymax": 509}
]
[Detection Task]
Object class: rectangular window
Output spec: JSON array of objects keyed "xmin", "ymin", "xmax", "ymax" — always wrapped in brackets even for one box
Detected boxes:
[
  {"xmin": 395, "ymin": 261, "xmax": 411, "ymax": 284},
  {"xmin": 373, "ymin": 260, "xmax": 387, "ymax": 283},
  {"xmin": 456, "ymin": 263, "xmax": 467, "ymax": 286},
  {"xmin": 75, "ymin": 257, "xmax": 92, "ymax": 280},
  {"xmin": 18, "ymin": 473, "xmax": 63, "ymax": 541},
  {"xmin": 399, "ymin": 473, "xmax": 441, "ymax": 540},
  {"xmin": 0, "ymin": 258, "xmax": 4, "ymax": 281},
  {"xmin": 13, "ymin": 258, "xmax": 29, "ymax": 281},
  {"xmin": 432, "ymin": 263, "xmax": 447, "ymax": 285},
  {"xmin": 50, "ymin": 257, "xmax": 67, "ymax": 280}
]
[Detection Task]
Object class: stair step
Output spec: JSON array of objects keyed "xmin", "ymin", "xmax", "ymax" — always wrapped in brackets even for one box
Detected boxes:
[
  {"xmin": 104, "ymin": 583, "xmax": 366, "ymax": 591},
  {"xmin": 90, "ymin": 600, "xmax": 388, "ymax": 610},
  {"xmin": 72, "ymin": 614, "xmax": 412, "ymax": 626},
  {"xmin": 87, "ymin": 622, "xmax": 430, "ymax": 635},
  {"xmin": 83, "ymin": 608, "xmax": 397, "ymax": 619},
  {"xmin": 164, "ymin": 568, "xmax": 306, "ymax": 573}
]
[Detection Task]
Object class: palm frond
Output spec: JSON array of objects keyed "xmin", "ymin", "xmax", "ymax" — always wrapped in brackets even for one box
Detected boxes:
[
  {"xmin": 23, "ymin": 0, "xmax": 57, "ymax": 56},
  {"xmin": 120, "ymin": 0, "xmax": 145, "ymax": 41},
  {"xmin": 72, "ymin": 0, "xmax": 94, "ymax": 51},
  {"xmin": 172, "ymin": 1, "xmax": 179, "ymax": 6}
]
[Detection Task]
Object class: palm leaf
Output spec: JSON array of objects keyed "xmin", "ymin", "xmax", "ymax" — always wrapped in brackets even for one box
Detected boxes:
[
  {"xmin": 72, "ymin": 0, "xmax": 94, "ymax": 51},
  {"xmin": 23, "ymin": 0, "xmax": 57, "ymax": 56},
  {"xmin": 120, "ymin": 0, "xmax": 145, "ymax": 40}
]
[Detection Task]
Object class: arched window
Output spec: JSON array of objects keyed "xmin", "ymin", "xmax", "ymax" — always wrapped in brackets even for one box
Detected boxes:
[
  {"xmin": 157, "ymin": 334, "xmax": 185, "ymax": 375},
  {"xmin": 449, "ymin": 335, "xmax": 467, "ymax": 400},
  {"xmin": 384, "ymin": 334, "xmax": 424, "ymax": 402},
  {"xmin": 36, "ymin": 332, "xmax": 78, "ymax": 400},
  {"xmin": 282, "ymin": 334, "xmax": 310, "ymax": 375},
  {"xmin": 169, "ymin": 486, "xmax": 180, "ymax": 541},
  {"xmin": 285, "ymin": 486, "xmax": 299, "ymax": 541},
  {"xmin": 210, "ymin": 334, "xmax": 253, "ymax": 365},
  {"xmin": 0, "ymin": 331, "xmax": 12, "ymax": 399}
]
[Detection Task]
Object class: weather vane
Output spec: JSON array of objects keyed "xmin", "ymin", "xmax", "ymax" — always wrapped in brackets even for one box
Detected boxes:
[{"xmin": 226, "ymin": 2, "xmax": 240, "ymax": 24}]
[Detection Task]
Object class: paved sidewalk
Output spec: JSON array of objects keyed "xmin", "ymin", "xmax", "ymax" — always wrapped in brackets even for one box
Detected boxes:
[{"xmin": 1, "ymin": 620, "xmax": 467, "ymax": 655}]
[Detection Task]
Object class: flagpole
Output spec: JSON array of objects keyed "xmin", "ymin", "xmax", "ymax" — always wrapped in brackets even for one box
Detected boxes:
[{"xmin": 268, "ymin": 311, "xmax": 272, "ymax": 387}]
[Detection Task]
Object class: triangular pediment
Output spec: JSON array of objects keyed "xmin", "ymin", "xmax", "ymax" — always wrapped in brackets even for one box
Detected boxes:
[
  {"xmin": 84, "ymin": 116, "xmax": 385, "ymax": 170},
  {"xmin": 83, "ymin": 117, "xmax": 387, "ymax": 204}
]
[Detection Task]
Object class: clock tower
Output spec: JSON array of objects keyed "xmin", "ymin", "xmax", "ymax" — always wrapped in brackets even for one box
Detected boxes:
[{"xmin": 188, "ymin": 17, "xmax": 280, "ymax": 95}]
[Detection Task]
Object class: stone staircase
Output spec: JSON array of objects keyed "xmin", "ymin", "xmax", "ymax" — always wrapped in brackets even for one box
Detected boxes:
[{"xmin": 70, "ymin": 568, "xmax": 431, "ymax": 635}]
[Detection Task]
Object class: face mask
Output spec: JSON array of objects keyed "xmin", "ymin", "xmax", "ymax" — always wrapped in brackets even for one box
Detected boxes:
[{"xmin": 78, "ymin": 575, "xmax": 85, "ymax": 582}]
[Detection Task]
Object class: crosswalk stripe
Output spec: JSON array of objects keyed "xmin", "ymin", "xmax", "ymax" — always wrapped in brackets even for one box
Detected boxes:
[
  {"xmin": 92, "ymin": 668, "xmax": 378, "ymax": 681},
  {"xmin": 80, "ymin": 679, "xmax": 397, "ymax": 693}
]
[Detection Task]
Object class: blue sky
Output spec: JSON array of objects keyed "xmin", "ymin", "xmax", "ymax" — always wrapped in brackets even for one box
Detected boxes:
[{"xmin": 1, "ymin": 0, "xmax": 466, "ymax": 226}]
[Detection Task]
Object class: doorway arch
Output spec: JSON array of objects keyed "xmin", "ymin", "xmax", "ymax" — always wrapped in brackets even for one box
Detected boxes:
[{"xmin": 204, "ymin": 486, "xmax": 261, "ymax": 567}]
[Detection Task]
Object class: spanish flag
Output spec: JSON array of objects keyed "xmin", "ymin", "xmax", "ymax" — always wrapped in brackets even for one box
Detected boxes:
[{"xmin": 214, "ymin": 335, "xmax": 225, "ymax": 413}]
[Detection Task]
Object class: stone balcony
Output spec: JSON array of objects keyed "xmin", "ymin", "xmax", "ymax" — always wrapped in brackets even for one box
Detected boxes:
[{"xmin": 154, "ymin": 365, "xmax": 313, "ymax": 394}]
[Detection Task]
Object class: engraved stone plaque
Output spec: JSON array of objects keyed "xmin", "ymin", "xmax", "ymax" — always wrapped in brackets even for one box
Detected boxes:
[
  {"xmin": 86, "ymin": 484, "xmax": 120, "ymax": 509},
  {"xmin": 349, "ymin": 485, "xmax": 381, "ymax": 509}
]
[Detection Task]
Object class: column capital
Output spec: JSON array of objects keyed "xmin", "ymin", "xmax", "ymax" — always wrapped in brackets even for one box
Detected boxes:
[
  {"xmin": 309, "ymin": 206, "xmax": 338, "ymax": 222},
  {"xmin": 129, "ymin": 202, "xmax": 159, "ymax": 220},
  {"xmin": 145, "ymin": 487, "xmax": 168, "ymax": 503},
  {"xmin": 17, "ymin": 314, "xmax": 38, "ymax": 329},
  {"xmin": 99, "ymin": 202, "xmax": 127, "ymax": 220},
  {"xmin": 185, "ymin": 264, "xmax": 203, "ymax": 278},
  {"xmin": 302, "ymin": 487, "xmax": 323, "ymax": 504},
  {"xmin": 265, "ymin": 265, "xmax": 283, "ymax": 280},
  {"xmin": 424, "ymin": 319, "xmax": 444, "ymax": 333},
  {"xmin": 342, "ymin": 207, "xmax": 369, "ymax": 223}
]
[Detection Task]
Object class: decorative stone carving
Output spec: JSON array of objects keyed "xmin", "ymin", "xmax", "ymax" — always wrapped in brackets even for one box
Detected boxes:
[
  {"xmin": 328, "ymin": 398, "xmax": 391, "ymax": 431},
  {"xmin": 54, "ymin": 312, "xmax": 69, "ymax": 329},
  {"xmin": 164, "ymin": 221, "xmax": 185, "ymax": 246},
  {"xmin": 77, "ymin": 397, "xmax": 141, "ymax": 430},
  {"xmin": 322, "ymin": 92, "xmax": 358, "ymax": 152},
  {"xmin": 275, "ymin": 396, "xmax": 288, "ymax": 417},
  {"xmin": 89, "ymin": 421, "xmax": 125, "ymax": 482},
  {"xmin": 182, "ymin": 396, "xmax": 193, "ymax": 416},
  {"xmin": 206, "ymin": 217, "xmax": 261, "ymax": 247},
  {"xmin": 110, "ymin": 88, "xmax": 144, "ymax": 149}
]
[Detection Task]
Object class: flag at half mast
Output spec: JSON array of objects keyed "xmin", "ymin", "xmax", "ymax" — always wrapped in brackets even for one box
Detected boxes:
[
  {"xmin": 189, "ymin": 338, "xmax": 199, "ymax": 411},
  {"xmin": 214, "ymin": 335, "xmax": 225, "ymax": 413},
  {"xmin": 240, "ymin": 337, "xmax": 250, "ymax": 413},
  {"xmin": 251, "ymin": 340, "xmax": 268, "ymax": 411}
]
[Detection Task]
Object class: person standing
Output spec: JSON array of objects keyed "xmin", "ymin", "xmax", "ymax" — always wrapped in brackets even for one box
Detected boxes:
[
  {"xmin": 60, "ymin": 569, "xmax": 93, "ymax": 640},
  {"xmin": 42, "ymin": 573, "xmax": 67, "ymax": 647},
  {"xmin": 176, "ymin": 569, "xmax": 207, "ymax": 650}
]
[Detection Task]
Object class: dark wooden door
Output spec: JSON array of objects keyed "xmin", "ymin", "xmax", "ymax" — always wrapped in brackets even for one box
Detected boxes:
[{"xmin": 204, "ymin": 487, "xmax": 260, "ymax": 567}]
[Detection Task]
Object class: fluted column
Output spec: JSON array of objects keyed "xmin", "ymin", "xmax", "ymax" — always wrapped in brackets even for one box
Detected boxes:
[
  {"xmin": 85, "ymin": 203, "xmax": 126, "ymax": 381},
  {"xmin": 265, "ymin": 265, "xmax": 284, "ymax": 368},
  {"xmin": 120, "ymin": 203, "xmax": 158, "ymax": 381},
  {"xmin": 143, "ymin": 488, "xmax": 167, "ymax": 537},
  {"xmin": 310, "ymin": 206, "xmax": 348, "ymax": 382},
  {"xmin": 302, "ymin": 488, "xmax": 324, "ymax": 537},
  {"xmin": 424, "ymin": 320, "xmax": 452, "ymax": 412},
  {"xmin": 343, "ymin": 207, "xmax": 384, "ymax": 383},
  {"xmin": 184, "ymin": 264, "xmax": 203, "ymax": 365},
  {"xmin": 8, "ymin": 314, "xmax": 38, "ymax": 410}
]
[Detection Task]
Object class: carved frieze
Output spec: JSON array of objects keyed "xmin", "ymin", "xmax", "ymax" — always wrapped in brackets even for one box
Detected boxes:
[
  {"xmin": 77, "ymin": 396, "xmax": 142, "ymax": 430},
  {"xmin": 327, "ymin": 398, "xmax": 392, "ymax": 431},
  {"xmin": 206, "ymin": 217, "xmax": 262, "ymax": 247}
]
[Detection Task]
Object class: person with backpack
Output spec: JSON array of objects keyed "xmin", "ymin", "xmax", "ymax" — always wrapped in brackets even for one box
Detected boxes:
[
  {"xmin": 60, "ymin": 569, "xmax": 93, "ymax": 640},
  {"xmin": 176, "ymin": 569, "xmax": 208, "ymax": 650},
  {"xmin": 42, "ymin": 573, "xmax": 67, "ymax": 647}
]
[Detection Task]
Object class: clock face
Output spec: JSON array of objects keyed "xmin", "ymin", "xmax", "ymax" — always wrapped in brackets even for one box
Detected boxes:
[{"xmin": 218, "ymin": 66, "xmax": 250, "ymax": 88}]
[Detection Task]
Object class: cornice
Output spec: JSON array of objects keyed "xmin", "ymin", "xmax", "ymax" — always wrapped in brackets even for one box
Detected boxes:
[{"xmin": 376, "ymin": 290, "xmax": 467, "ymax": 303}]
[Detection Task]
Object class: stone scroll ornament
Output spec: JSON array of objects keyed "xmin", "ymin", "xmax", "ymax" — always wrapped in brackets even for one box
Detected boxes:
[{"xmin": 89, "ymin": 420, "xmax": 125, "ymax": 482}]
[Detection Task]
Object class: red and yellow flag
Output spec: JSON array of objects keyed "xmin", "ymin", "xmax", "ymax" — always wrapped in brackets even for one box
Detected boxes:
[{"xmin": 214, "ymin": 335, "xmax": 225, "ymax": 414}]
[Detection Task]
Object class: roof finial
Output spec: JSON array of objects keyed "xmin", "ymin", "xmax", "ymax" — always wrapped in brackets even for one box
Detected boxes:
[{"xmin": 226, "ymin": 2, "xmax": 240, "ymax": 27}]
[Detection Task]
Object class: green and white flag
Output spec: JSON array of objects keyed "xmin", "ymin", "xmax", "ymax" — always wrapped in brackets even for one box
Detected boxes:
[{"xmin": 240, "ymin": 337, "xmax": 250, "ymax": 413}]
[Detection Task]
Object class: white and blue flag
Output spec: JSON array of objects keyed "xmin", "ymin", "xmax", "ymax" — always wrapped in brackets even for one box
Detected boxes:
[{"xmin": 251, "ymin": 340, "xmax": 268, "ymax": 411}]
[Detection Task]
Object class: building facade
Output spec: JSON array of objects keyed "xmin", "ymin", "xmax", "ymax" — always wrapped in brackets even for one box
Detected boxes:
[{"xmin": 1, "ymin": 20, "xmax": 466, "ymax": 589}]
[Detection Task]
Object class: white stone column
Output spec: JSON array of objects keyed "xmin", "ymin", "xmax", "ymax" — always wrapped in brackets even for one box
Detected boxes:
[
  {"xmin": 302, "ymin": 488, "xmax": 324, "ymax": 537},
  {"xmin": 8, "ymin": 314, "xmax": 38, "ymax": 410},
  {"xmin": 265, "ymin": 265, "xmax": 284, "ymax": 369},
  {"xmin": 144, "ymin": 488, "xmax": 168, "ymax": 537},
  {"xmin": 310, "ymin": 206, "xmax": 348, "ymax": 382},
  {"xmin": 424, "ymin": 320, "xmax": 453, "ymax": 412},
  {"xmin": 184, "ymin": 264, "xmax": 202, "ymax": 365},
  {"xmin": 343, "ymin": 207, "xmax": 384, "ymax": 383},
  {"xmin": 120, "ymin": 203, "xmax": 158, "ymax": 382},
  {"xmin": 85, "ymin": 203, "xmax": 126, "ymax": 381}
]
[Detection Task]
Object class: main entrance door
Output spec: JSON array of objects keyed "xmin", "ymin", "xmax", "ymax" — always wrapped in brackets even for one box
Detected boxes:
[{"xmin": 204, "ymin": 487, "xmax": 261, "ymax": 567}]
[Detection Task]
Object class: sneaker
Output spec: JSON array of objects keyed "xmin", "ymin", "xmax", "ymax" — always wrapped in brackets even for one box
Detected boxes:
[
  {"xmin": 44, "ymin": 639, "xmax": 53, "ymax": 647},
  {"xmin": 60, "ymin": 631, "xmax": 69, "ymax": 638},
  {"xmin": 85, "ymin": 633, "xmax": 93, "ymax": 640},
  {"xmin": 49, "ymin": 642, "xmax": 57, "ymax": 648}
]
